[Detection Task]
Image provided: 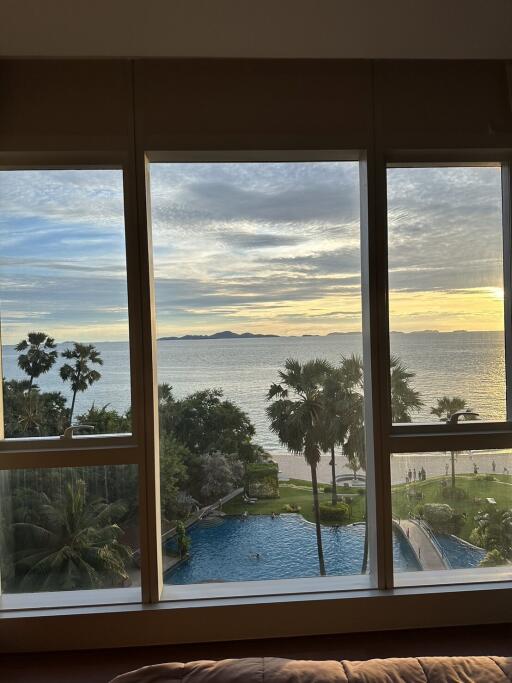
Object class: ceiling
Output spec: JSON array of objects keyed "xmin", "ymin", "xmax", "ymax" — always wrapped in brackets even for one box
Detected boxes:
[{"xmin": 2, "ymin": 0, "xmax": 512, "ymax": 59}]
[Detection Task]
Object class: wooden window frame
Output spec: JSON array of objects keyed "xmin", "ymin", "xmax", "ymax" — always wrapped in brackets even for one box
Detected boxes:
[{"xmin": 1, "ymin": 147, "xmax": 512, "ymax": 652}]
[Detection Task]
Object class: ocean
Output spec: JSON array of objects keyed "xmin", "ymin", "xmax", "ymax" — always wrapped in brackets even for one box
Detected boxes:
[{"xmin": 1, "ymin": 331, "xmax": 505, "ymax": 451}]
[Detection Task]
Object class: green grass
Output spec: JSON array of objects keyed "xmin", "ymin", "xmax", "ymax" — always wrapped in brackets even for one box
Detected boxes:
[
  {"xmin": 223, "ymin": 481, "xmax": 366, "ymax": 525},
  {"xmin": 392, "ymin": 474, "xmax": 512, "ymax": 540}
]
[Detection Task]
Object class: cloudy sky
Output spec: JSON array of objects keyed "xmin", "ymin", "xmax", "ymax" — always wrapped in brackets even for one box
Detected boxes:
[{"xmin": 0, "ymin": 162, "xmax": 504, "ymax": 344}]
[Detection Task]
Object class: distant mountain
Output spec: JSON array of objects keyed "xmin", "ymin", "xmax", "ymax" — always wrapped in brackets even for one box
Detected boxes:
[{"xmin": 158, "ymin": 330, "xmax": 280, "ymax": 341}]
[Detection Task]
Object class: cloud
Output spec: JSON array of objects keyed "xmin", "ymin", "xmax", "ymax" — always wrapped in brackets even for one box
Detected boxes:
[{"xmin": 0, "ymin": 162, "xmax": 505, "ymax": 342}]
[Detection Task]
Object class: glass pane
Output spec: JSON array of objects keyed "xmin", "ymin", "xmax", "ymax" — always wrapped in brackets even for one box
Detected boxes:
[
  {"xmin": 387, "ymin": 165, "xmax": 505, "ymax": 423},
  {"xmin": 0, "ymin": 169, "xmax": 132, "ymax": 438},
  {"xmin": 0, "ymin": 465, "xmax": 140, "ymax": 598},
  {"xmin": 150, "ymin": 159, "xmax": 377, "ymax": 589},
  {"xmin": 391, "ymin": 449, "xmax": 512, "ymax": 584}
]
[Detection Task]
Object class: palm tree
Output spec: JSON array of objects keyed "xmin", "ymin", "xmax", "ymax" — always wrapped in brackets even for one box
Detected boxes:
[
  {"xmin": 266, "ymin": 358, "xmax": 331, "ymax": 576},
  {"xmin": 11, "ymin": 479, "xmax": 131, "ymax": 591},
  {"xmin": 431, "ymin": 395, "xmax": 468, "ymax": 489},
  {"xmin": 390, "ymin": 355, "xmax": 423, "ymax": 422},
  {"xmin": 59, "ymin": 343, "xmax": 103, "ymax": 424},
  {"xmin": 15, "ymin": 332, "xmax": 58, "ymax": 390},
  {"xmin": 319, "ymin": 355, "xmax": 363, "ymax": 505},
  {"xmin": 359, "ymin": 355, "xmax": 423, "ymax": 571}
]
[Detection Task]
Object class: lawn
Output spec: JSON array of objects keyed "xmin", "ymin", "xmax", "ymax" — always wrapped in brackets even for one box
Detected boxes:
[
  {"xmin": 392, "ymin": 474, "xmax": 512, "ymax": 540},
  {"xmin": 223, "ymin": 480, "xmax": 366, "ymax": 525}
]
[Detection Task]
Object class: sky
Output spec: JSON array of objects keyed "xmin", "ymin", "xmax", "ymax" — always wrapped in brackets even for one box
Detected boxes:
[{"xmin": 0, "ymin": 162, "xmax": 505, "ymax": 344}]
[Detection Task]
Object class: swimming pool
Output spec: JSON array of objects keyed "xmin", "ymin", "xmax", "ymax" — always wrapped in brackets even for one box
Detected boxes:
[
  {"xmin": 435, "ymin": 534, "xmax": 486, "ymax": 569},
  {"xmin": 165, "ymin": 514, "xmax": 420, "ymax": 584}
]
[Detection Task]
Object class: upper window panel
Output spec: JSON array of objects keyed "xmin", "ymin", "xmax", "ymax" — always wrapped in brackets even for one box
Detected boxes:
[
  {"xmin": 0, "ymin": 170, "xmax": 132, "ymax": 439},
  {"xmin": 387, "ymin": 165, "xmax": 505, "ymax": 424}
]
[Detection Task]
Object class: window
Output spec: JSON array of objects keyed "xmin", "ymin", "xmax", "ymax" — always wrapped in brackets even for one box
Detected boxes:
[
  {"xmin": 386, "ymin": 160, "xmax": 512, "ymax": 589},
  {"xmin": 0, "ymin": 169, "xmax": 132, "ymax": 439},
  {"xmin": 149, "ymin": 159, "xmax": 373, "ymax": 594},
  {"xmin": 0, "ymin": 164, "xmax": 140, "ymax": 611},
  {"xmin": 391, "ymin": 448, "xmax": 512, "ymax": 585},
  {"xmin": 1, "ymin": 151, "xmax": 511, "ymax": 647},
  {"xmin": 0, "ymin": 465, "xmax": 140, "ymax": 603},
  {"xmin": 387, "ymin": 165, "xmax": 505, "ymax": 424}
]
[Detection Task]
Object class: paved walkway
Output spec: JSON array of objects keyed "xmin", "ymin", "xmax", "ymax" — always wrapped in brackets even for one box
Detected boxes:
[{"xmin": 395, "ymin": 519, "xmax": 447, "ymax": 570}]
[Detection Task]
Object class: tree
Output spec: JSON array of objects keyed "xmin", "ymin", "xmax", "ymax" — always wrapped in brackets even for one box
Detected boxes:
[
  {"xmin": 358, "ymin": 355, "xmax": 422, "ymax": 571},
  {"xmin": 3, "ymin": 379, "xmax": 69, "ymax": 438},
  {"xmin": 431, "ymin": 396, "xmax": 468, "ymax": 489},
  {"xmin": 175, "ymin": 521, "xmax": 191, "ymax": 559},
  {"xmin": 59, "ymin": 343, "xmax": 103, "ymax": 424},
  {"xmin": 10, "ymin": 480, "xmax": 131, "ymax": 592},
  {"xmin": 15, "ymin": 332, "xmax": 58, "ymax": 390},
  {"xmin": 267, "ymin": 358, "xmax": 331, "ymax": 576},
  {"xmin": 390, "ymin": 355, "xmax": 423, "ymax": 422},
  {"xmin": 171, "ymin": 388, "xmax": 258, "ymax": 462},
  {"xmin": 160, "ymin": 433, "xmax": 190, "ymax": 523},
  {"xmin": 76, "ymin": 403, "xmax": 131, "ymax": 436},
  {"xmin": 470, "ymin": 507, "xmax": 512, "ymax": 559},
  {"xmin": 198, "ymin": 452, "xmax": 244, "ymax": 504},
  {"xmin": 319, "ymin": 355, "xmax": 363, "ymax": 505}
]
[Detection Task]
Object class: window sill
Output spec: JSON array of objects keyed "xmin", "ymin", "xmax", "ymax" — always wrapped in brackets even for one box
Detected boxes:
[
  {"xmin": 2, "ymin": 580, "xmax": 512, "ymax": 653},
  {"xmin": 0, "ymin": 587, "xmax": 141, "ymax": 612}
]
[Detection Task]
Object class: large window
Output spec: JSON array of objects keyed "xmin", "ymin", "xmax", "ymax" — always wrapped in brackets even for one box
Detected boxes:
[
  {"xmin": 1, "ymin": 151, "xmax": 511, "ymax": 644},
  {"xmin": 149, "ymin": 159, "xmax": 373, "ymax": 593}
]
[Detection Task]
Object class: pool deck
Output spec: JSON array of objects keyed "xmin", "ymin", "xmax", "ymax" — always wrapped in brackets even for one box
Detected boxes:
[{"xmin": 395, "ymin": 519, "xmax": 447, "ymax": 570}]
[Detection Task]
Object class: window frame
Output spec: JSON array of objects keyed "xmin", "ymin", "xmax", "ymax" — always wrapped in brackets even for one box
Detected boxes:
[
  {"xmin": 145, "ymin": 149, "xmax": 384, "ymax": 598},
  {"xmin": 0, "ymin": 150, "xmax": 159, "ymax": 608},
  {"xmin": 383, "ymin": 151, "xmax": 512, "ymax": 457},
  {"xmin": 381, "ymin": 150, "xmax": 512, "ymax": 587},
  {"xmin": 2, "ymin": 147, "xmax": 512, "ymax": 650}
]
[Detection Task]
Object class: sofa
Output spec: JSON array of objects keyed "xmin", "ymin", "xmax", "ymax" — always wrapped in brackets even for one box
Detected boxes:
[{"xmin": 111, "ymin": 656, "xmax": 512, "ymax": 682}]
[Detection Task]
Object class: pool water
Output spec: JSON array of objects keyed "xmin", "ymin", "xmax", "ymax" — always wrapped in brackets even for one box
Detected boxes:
[
  {"xmin": 166, "ymin": 514, "xmax": 420, "ymax": 584},
  {"xmin": 435, "ymin": 534, "xmax": 486, "ymax": 569}
]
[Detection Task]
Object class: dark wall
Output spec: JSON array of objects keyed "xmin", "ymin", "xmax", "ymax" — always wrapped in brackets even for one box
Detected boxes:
[{"xmin": 0, "ymin": 60, "xmax": 511, "ymax": 154}]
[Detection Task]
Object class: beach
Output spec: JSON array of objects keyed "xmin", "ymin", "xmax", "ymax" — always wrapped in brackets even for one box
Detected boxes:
[{"xmin": 272, "ymin": 449, "xmax": 512, "ymax": 486}]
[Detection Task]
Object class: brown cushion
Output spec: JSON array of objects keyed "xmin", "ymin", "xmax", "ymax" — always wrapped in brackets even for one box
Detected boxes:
[{"xmin": 110, "ymin": 656, "xmax": 512, "ymax": 683}]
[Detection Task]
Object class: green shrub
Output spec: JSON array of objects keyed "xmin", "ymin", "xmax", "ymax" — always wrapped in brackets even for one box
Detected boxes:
[
  {"xmin": 323, "ymin": 485, "xmax": 333, "ymax": 493},
  {"xmin": 319, "ymin": 502, "xmax": 349, "ymax": 523},
  {"xmin": 479, "ymin": 549, "xmax": 507, "ymax": 567},
  {"xmin": 282, "ymin": 503, "xmax": 301, "ymax": 513},
  {"xmin": 423, "ymin": 503, "xmax": 463, "ymax": 534},
  {"xmin": 245, "ymin": 462, "xmax": 279, "ymax": 499},
  {"xmin": 440, "ymin": 485, "xmax": 467, "ymax": 501}
]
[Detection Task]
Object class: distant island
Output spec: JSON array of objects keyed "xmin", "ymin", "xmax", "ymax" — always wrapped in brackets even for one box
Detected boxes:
[
  {"xmin": 158, "ymin": 330, "xmax": 280, "ymax": 341},
  {"xmin": 156, "ymin": 329, "xmax": 493, "ymax": 342}
]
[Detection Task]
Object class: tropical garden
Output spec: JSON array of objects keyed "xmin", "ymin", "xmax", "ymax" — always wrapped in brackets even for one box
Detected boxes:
[{"xmin": 1, "ymin": 330, "xmax": 512, "ymax": 592}]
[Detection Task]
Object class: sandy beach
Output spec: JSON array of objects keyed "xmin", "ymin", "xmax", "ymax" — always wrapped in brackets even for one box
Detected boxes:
[{"xmin": 271, "ymin": 449, "xmax": 512, "ymax": 486}]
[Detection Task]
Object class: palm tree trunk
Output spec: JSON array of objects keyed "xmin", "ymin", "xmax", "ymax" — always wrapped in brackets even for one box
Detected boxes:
[
  {"xmin": 330, "ymin": 445, "xmax": 337, "ymax": 505},
  {"xmin": 451, "ymin": 450, "xmax": 455, "ymax": 489},
  {"xmin": 70, "ymin": 391, "xmax": 77, "ymax": 425},
  {"xmin": 310, "ymin": 464, "xmax": 326, "ymax": 576}
]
